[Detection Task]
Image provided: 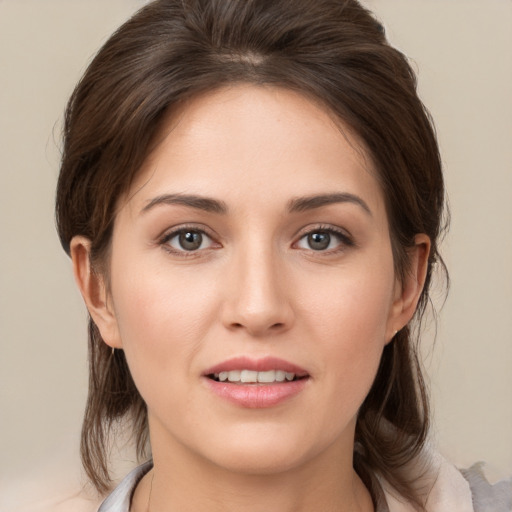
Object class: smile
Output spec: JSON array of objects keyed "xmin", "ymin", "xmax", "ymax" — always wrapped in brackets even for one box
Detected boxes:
[
  {"xmin": 203, "ymin": 357, "xmax": 310, "ymax": 408},
  {"xmin": 210, "ymin": 370, "xmax": 299, "ymax": 383}
]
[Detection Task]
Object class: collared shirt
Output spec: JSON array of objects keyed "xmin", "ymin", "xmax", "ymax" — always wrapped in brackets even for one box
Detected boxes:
[{"xmin": 97, "ymin": 455, "xmax": 512, "ymax": 512}]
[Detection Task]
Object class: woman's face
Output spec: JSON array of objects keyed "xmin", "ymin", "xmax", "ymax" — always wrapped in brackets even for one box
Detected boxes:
[{"xmin": 86, "ymin": 85, "xmax": 418, "ymax": 475}]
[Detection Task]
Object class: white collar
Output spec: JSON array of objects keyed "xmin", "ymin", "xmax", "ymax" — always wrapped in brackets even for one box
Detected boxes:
[{"xmin": 382, "ymin": 452, "xmax": 474, "ymax": 512}]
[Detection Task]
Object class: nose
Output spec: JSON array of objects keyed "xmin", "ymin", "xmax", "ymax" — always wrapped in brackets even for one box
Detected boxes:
[{"xmin": 221, "ymin": 245, "xmax": 295, "ymax": 337}]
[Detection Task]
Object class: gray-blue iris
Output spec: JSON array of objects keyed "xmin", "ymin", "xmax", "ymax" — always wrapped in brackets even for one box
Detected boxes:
[
  {"xmin": 180, "ymin": 231, "xmax": 203, "ymax": 250},
  {"xmin": 308, "ymin": 232, "xmax": 330, "ymax": 250}
]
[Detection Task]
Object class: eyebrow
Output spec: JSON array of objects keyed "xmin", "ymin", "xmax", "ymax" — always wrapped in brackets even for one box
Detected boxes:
[
  {"xmin": 141, "ymin": 192, "xmax": 371, "ymax": 216},
  {"xmin": 141, "ymin": 193, "xmax": 228, "ymax": 215},
  {"xmin": 288, "ymin": 193, "xmax": 372, "ymax": 216}
]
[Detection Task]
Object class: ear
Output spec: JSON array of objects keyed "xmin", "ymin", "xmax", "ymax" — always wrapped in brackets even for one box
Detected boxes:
[
  {"xmin": 387, "ymin": 234, "xmax": 431, "ymax": 341},
  {"xmin": 70, "ymin": 236, "xmax": 123, "ymax": 349}
]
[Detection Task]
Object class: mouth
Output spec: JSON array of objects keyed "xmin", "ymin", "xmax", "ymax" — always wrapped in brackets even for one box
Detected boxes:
[
  {"xmin": 207, "ymin": 369, "xmax": 307, "ymax": 384},
  {"xmin": 202, "ymin": 357, "xmax": 310, "ymax": 408}
]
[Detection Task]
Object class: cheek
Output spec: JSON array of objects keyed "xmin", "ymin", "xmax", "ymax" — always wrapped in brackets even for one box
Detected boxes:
[
  {"xmin": 299, "ymin": 259, "xmax": 395, "ymax": 400},
  {"xmin": 108, "ymin": 257, "xmax": 221, "ymax": 379},
  {"xmin": 303, "ymin": 264, "xmax": 395, "ymax": 344}
]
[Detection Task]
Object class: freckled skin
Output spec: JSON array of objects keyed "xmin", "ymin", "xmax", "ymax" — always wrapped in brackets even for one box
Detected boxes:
[{"xmin": 74, "ymin": 85, "xmax": 427, "ymax": 512}]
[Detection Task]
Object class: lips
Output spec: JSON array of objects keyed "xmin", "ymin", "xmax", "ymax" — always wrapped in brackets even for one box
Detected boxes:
[{"xmin": 202, "ymin": 357, "xmax": 310, "ymax": 408}]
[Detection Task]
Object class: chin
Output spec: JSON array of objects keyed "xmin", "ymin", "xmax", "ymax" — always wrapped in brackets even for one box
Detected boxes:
[
  {"xmin": 194, "ymin": 425, "xmax": 332, "ymax": 476},
  {"xmin": 209, "ymin": 448, "xmax": 308, "ymax": 476}
]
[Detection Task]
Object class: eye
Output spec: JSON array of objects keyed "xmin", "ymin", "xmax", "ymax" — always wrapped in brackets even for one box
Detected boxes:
[
  {"xmin": 295, "ymin": 228, "xmax": 353, "ymax": 252},
  {"xmin": 162, "ymin": 228, "xmax": 215, "ymax": 253},
  {"xmin": 304, "ymin": 232, "xmax": 332, "ymax": 251}
]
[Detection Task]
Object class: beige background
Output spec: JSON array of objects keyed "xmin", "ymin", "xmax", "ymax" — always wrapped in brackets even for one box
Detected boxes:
[{"xmin": 1, "ymin": 0, "xmax": 511, "ymax": 507}]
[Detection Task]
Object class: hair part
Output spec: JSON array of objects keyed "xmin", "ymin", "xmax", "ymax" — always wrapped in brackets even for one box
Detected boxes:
[{"xmin": 56, "ymin": 0, "xmax": 448, "ymax": 507}]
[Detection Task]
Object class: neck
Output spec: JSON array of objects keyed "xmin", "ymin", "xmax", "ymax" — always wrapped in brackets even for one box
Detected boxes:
[{"xmin": 131, "ymin": 438, "xmax": 373, "ymax": 512}]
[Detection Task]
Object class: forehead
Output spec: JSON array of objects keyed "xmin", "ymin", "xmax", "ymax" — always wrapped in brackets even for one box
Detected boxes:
[{"xmin": 124, "ymin": 84, "xmax": 385, "ymax": 217}]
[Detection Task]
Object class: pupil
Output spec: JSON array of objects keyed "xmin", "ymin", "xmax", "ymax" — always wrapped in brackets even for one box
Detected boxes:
[
  {"xmin": 179, "ymin": 231, "xmax": 202, "ymax": 250},
  {"xmin": 308, "ymin": 232, "xmax": 330, "ymax": 250}
]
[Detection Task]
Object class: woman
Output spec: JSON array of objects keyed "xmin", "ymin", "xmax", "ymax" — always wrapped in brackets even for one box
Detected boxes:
[{"xmin": 55, "ymin": 1, "xmax": 505, "ymax": 511}]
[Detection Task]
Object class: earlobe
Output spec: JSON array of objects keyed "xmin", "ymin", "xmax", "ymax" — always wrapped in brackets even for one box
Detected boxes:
[
  {"xmin": 388, "ymin": 234, "xmax": 431, "ymax": 340},
  {"xmin": 70, "ymin": 236, "xmax": 122, "ymax": 349}
]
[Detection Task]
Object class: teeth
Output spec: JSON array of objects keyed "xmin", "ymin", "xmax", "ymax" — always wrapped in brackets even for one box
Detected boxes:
[
  {"xmin": 257, "ymin": 370, "xmax": 275, "ymax": 383},
  {"xmin": 227, "ymin": 370, "xmax": 241, "ymax": 382},
  {"xmin": 213, "ymin": 370, "xmax": 298, "ymax": 383},
  {"xmin": 241, "ymin": 370, "xmax": 258, "ymax": 383},
  {"xmin": 276, "ymin": 370, "xmax": 286, "ymax": 382}
]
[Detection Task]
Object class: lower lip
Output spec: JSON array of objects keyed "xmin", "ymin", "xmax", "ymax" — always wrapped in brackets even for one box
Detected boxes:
[{"xmin": 204, "ymin": 378, "xmax": 309, "ymax": 408}]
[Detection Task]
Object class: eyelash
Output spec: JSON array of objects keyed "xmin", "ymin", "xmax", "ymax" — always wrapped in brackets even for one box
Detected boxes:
[
  {"xmin": 159, "ymin": 225, "xmax": 219, "ymax": 257},
  {"xmin": 158, "ymin": 224, "xmax": 354, "ymax": 257},
  {"xmin": 295, "ymin": 225, "xmax": 355, "ymax": 254}
]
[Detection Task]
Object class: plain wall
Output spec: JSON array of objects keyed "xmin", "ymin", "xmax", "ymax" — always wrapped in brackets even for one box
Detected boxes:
[{"xmin": 1, "ymin": 0, "xmax": 511, "ymax": 507}]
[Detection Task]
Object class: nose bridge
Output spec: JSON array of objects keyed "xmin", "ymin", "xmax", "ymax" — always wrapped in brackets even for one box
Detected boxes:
[{"xmin": 223, "ymin": 235, "xmax": 292, "ymax": 335}]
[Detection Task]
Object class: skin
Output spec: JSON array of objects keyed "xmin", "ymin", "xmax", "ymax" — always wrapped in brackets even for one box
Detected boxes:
[{"xmin": 71, "ymin": 85, "xmax": 429, "ymax": 512}]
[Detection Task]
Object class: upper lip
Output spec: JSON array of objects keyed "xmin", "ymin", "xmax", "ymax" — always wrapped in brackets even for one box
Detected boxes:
[{"xmin": 203, "ymin": 356, "xmax": 309, "ymax": 377}]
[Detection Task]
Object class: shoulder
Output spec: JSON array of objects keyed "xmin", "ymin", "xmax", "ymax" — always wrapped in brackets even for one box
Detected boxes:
[
  {"xmin": 97, "ymin": 460, "xmax": 153, "ymax": 512},
  {"xmin": 424, "ymin": 454, "xmax": 474, "ymax": 512},
  {"xmin": 461, "ymin": 462, "xmax": 512, "ymax": 512},
  {"xmin": 382, "ymin": 452, "xmax": 512, "ymax": 512}
]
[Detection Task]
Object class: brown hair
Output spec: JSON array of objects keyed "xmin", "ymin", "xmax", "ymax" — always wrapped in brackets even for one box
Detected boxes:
[{"xmin": 56, "ymin": 0, "xmax": 447, "ymax": 508}]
